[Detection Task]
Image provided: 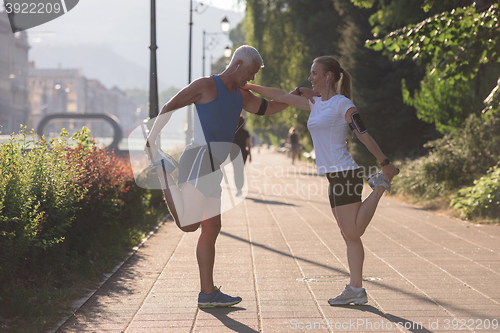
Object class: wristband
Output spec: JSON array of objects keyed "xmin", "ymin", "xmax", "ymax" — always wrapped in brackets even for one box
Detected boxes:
[
  {"xmin": 380, "ymin": 158, "xmax": 390, "ymax": 167},
  {"xmin": 295, "ymin": 86, "xmax": 303, "ymax": 96}
]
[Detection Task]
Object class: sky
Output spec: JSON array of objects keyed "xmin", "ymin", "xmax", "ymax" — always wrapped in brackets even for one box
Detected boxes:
[
  {"xmin": 23, "ymin": 0, "xmax": 246, "ymax": 89},
  {"xmin": 206, "ymin": 0, "xmax": 245, "ymax": 12}
]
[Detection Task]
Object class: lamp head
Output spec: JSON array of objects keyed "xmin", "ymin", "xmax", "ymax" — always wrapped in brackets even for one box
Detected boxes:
[{"xmin": 221, "ymin": 16, "xmax": 230, "ymax": 33}]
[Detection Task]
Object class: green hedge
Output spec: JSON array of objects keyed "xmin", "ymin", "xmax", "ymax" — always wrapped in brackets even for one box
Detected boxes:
[
  {"xmin": 0, "ymin": 127, "xmax": 167, "ymax": 323},
  {"xmin": 451, "ymin": 164, "xmax": 500, "ymax": 220},
  {"xmin": 392, "ymin": 113, "xmax": 500, "ymax": 218},
  {"xmin": 0, "ymin": 128, "xmax": 83, "ymax": 282}
]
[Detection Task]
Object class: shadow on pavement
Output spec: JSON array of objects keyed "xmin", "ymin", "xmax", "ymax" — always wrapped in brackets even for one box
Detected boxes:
[
  {"xmin": 246, "ymin": 197, "xmax": 296, "ymax": 206},
  {"xmin": 221, "ymin": 230, "xmax": 491, "ymax": 320},
  {"xmin": 200, "ymin": 307, "xmax": 259, "ymax": 333},
  {"xmin": 220, "ymin": 231, "xmax": 349, "ymax": 277},
  {"xmin": 335, "ymin": 304, "xmax": 433, "ymax": 333},
  {"xmin": 58, "ymin": 250, "xmax": 154, "ymax": 331}
]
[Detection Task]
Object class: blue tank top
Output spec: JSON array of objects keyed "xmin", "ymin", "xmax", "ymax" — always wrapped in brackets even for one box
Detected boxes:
[{"xmin": 193, "ymin": 75, "xmax": 243, "ymax": 162}]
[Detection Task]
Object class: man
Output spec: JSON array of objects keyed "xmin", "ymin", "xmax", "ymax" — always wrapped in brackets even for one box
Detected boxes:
[{"xmin": 144, "ymin": 45, "xmax": 289, "ymax": 308}]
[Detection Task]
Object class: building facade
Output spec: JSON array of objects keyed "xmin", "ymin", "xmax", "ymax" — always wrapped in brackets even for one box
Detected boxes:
[
  {"xmin": 29, "ymin": 66, "xmax": 140, "ymax": 138},
  {"xmin": 28, "ymin": 66, "xmax": 87, "ymax": 134},
  {"xmin": 0, "ymin": 11, "xmax": 30, "ymax": 134}
]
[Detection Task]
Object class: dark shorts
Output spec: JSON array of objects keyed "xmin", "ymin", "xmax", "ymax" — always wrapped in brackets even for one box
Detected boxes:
[
  {"xmin": 177, "ymin": 144, "xmax": 223, "ymax": 199},
  {"xmin": 326, "ymin": 169, "xmax": 363, "ymax": 208}
]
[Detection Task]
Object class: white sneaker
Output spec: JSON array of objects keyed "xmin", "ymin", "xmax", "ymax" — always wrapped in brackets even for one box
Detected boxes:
[
  {"xmin": 366, "ymin": 171, "xmax": 391, "ymax": 193},
  {"xmin": 328, "ymin": 285, "xmax": 368, "ymax": 306}
]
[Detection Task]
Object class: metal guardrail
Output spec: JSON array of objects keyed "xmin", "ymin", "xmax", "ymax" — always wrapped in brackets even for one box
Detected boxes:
[{"xmin": 36, "ymin": 113, "xmax": 123, "ymax": 151}]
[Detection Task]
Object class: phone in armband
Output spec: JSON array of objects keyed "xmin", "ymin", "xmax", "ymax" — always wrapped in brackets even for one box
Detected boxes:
[{"xmin": 349, "ymin": 111, "xmax": 367, "ymax": 134}]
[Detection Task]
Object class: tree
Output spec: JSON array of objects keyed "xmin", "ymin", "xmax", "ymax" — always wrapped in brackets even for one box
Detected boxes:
[
  {"xmin": 363, "ymin": 1, "xmax": 500, "ymax": 130},
  {"xmin": 243, "ymin": 0, "xmax": 341, "ymax": 148},
  {"xmin": 242, "ymin": 0, "xmax": 437, "ymax": 159}
]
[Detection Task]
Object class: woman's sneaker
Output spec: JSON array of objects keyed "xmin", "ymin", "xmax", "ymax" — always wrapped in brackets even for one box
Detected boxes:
[
  {"xmin": 149, "ymin": 148, "xmax": 178, "ymax": 174},
  {"xmin": 366, "ymin": 167, "xmax": 400, "ymax": 193},
  {"xmin": 328, "ymin": 285, "xmax": 368, "ymax": 306},
  {"xmin": 198, "ymin": 286, "xmax": 242, "ymax": 308},
  {"xmin": 366, "ymin": 171, "xmax": 391, "ymax": 193}
]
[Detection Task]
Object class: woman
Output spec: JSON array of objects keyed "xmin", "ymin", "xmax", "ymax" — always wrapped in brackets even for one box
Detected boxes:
[{"xmin": 245, "ymin": 56, "xmax": 399, "ymax": 305}]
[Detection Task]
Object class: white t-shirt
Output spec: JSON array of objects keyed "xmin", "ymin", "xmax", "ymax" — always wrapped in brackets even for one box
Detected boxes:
[{"xmin": 307, "ymin": 95, "xmax": 359, "ymax": 174}]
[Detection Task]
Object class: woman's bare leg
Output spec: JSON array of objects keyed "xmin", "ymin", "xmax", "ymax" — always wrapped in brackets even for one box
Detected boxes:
[
  {"xmin": 355, "ymin": 186, "xmax": 385, "ymax": 236},
  {"xmin": 332, "ymin": 185, "xmax": 386, "ymax": 287}
]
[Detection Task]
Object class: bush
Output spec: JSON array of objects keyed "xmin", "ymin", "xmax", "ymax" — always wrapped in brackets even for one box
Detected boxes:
[
  {"xmin": 451, "ymin": 164, "xmax": 500, "ymax": 220},
  {"xmin": 0, "ymin": 128, "xmax": 83, "ymax": 283},
  {"xmin": 63, "ymin": 129, "xmax": 142, "ymax": 257},
  {"xmin": 0, "ymin": 127, "xmax": 167, "ymax": 327},
  {"xmin": 392, "ymin": 113, "xmax": 500, "ymax": 200}
]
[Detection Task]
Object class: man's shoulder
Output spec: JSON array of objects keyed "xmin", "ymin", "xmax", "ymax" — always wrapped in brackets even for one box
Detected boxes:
[
  {"xmin": 192, "ymin": 76, "xmax": 216, "ymax": 93},
  {"xmin": 193, "ymin": 76, "xmax": 216, "ymax": 88}
]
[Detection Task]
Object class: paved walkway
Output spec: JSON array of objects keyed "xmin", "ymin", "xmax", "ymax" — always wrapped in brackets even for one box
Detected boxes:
[{"xmin": 57, "ymin": 148, "xmax": 500, "ymax": 333}]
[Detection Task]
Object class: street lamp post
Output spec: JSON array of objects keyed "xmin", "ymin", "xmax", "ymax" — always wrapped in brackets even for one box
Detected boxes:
[
  {"xmin": 149, "ymin": 0, "xmax": 159, "ymax": 121},
  {"xmin": 143, "ymin": 0, "xmax": 159, "ymax": 151},
  {"xmin": 185, "ymin": 0, "xmax": 197, "ymax": 145},
  {"xmin": 186, "ymin": 3, "xmax": 229, "ymax": 144},
  {"xmin": 202, "ymin": 16, "xmax": 231, "ymax": 77}
]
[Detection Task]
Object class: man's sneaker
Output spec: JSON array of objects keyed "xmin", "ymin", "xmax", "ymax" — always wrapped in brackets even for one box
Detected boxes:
[
  {"xmin": 149, "ymin": 148, "xmax": 178, "ymax": 174},
  {"xmin": 366, "ymin": 171, "xmax": 391, "ymax": 193},
  {"xmin": 198, "ymin": 286, "xmax": 242, "ymax": 308},
  {"xmin": 328, "ymin": 285, "xmax": 368, "ymax": 306}
]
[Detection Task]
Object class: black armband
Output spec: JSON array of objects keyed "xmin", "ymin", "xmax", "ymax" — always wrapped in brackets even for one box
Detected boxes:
[
  {"xmin": 256, "ymin": 98, "xmax": 268, "ymax": 116},
  {"xmin": 348, "ymin": 111, "xmax": 367, "ymax": 134}
]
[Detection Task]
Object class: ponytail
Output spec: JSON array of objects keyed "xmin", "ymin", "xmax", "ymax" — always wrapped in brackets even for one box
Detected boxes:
[
  {"xmin": 313, "ymin": 56, "xmax": 352, "ymax": 101},
  {"xmin": 339, "ymin": 69, "xmax": 352, "ymax": 101}
]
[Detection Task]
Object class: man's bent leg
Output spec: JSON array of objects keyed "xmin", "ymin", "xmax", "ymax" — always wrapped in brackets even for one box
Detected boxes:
[
  {"xmin": 155, "ymin": 166, "xmax": 183, "ymax": 220},
  {"xmin": 156, "ymin": 166, "xmax": 205, "ymax": 232}
]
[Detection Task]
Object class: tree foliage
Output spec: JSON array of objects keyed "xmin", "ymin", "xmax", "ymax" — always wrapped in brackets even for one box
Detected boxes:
[
  {"xmin": 242, "ymin": 0, "xmax": 435, "ymax": 159},
  {"xmin": 364, "ymin": 2, "xmax": 500, "ymax": 130},
  {"xmin": 367, "ymin": 4, "xmax": 499, "ymax": 80},
  {"xmin": 243, "ymin": 0, "xmax": 344, "ymax": 149},
  {"xmin": 356, "ymin": 0, "xmax": 500, "ymax": 216},
  {"xmin": 401, "ymin": 67, "xmax": 496, "ymax": 133},
  {"xmin": 392, "ymin": 113, "xmax": 500, "ymax": 200},
  {"xmin": 351, "ymin": 0, "xmax": 465, "ymax": 36}
]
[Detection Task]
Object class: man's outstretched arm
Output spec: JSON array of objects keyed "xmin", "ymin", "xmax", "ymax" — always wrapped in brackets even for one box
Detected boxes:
[{"xmin": 241, "ymin": 89, "xmax": 294, "ymax": 116}]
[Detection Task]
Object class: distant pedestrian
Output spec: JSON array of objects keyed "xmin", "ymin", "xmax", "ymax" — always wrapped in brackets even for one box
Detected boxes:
[
  {"xmin": 251, "ymin": 135, "xmax": 261, "ymax": 154},
  {"xmin": 288, "ymin": 127, "xmax": 300, "ymax": 164},
  {"xmin": 245, "ymin": 55, "xmax": 399, "ymax": 306},
  {"xmin": 231, "ymin": 115, "xmax": 251, "ymax": 196}
]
